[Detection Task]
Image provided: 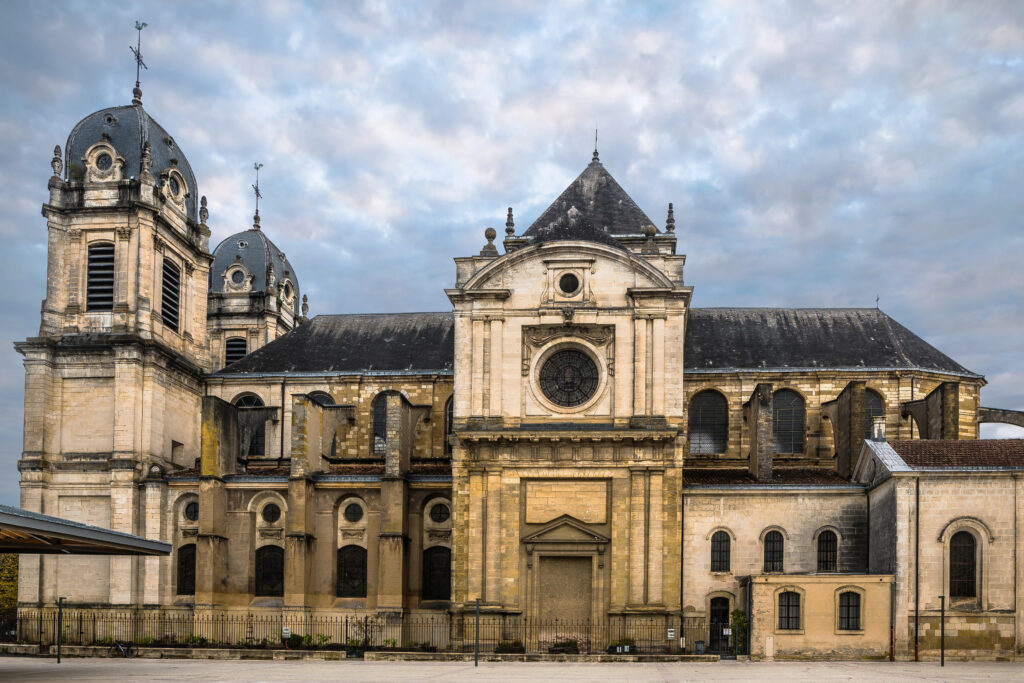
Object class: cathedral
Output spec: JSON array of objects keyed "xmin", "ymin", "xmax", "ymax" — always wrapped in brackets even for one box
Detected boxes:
[{"xmin": 13, "ymin": 75, "xmax": 1024, "ymax": 661}]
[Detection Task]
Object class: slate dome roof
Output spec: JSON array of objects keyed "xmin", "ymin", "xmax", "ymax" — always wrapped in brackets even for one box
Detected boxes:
[
  {"xmin": 65, "ymin": 103, "xmax": 199, "ymax": 221},
  {"xmin": 210, "ymin": 227, "xmax": 301, "ymax": 314}
]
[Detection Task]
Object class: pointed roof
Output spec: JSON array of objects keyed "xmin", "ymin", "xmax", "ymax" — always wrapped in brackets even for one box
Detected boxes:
[{"xmin": 523, "ymin": 153, "xmax": 658, "ymax": 242}]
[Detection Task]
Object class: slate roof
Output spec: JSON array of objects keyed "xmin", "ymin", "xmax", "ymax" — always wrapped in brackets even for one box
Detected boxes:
[
  {"xmin": 210, "ymin": 228, "xmax": 301, "ymax": 314},
  {"xmin": 523, "ymin": 155, "xmax": 658, "ymax": 242},
  {"xmin": 889, "ymin": 440, "xmax": 1024, "ymax": 469},
  {"xmin": 215, "ymin": 308, "xmax": 977, "ymax": 379},
  {"xmin": 215, "ymin": 312, "xmax": 454, "ymax": 376},
  {"xmin": 65, "ymin": 104, "xmax": 199, "ymax": 221},
  {"xmin": 684, "ymin": 308, "xmax": 978, "ymax": 376},
  {"xmin": 683, "ymin": 468, "xmax": 856, "ymax": 487}
]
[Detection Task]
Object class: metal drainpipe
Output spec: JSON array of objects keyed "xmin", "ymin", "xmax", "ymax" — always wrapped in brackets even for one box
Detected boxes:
[{"xmin": 914, "ymin": 477, "xmax": 920, "ymax": 661}]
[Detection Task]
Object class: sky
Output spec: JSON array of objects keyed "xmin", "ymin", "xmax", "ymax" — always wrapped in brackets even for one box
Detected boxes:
[{"xmin": 0, "ymin": 0, "xmax": 1022, "ymax": 505}]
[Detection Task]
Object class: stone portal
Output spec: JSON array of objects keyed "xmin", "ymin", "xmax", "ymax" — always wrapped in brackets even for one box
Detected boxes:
[{"xmin": 538, "ymin": 556, "xmax": 592, "ymax": 621}]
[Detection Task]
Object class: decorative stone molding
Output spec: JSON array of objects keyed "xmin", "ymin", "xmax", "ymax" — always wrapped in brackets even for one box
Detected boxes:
[{"xmin": 116, "ymin": 226, "xmax": 132, "ymax": 241}]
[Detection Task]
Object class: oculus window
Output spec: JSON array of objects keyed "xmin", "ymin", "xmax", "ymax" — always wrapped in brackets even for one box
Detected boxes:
[{"xmin": 539, "ymin": 349, "xmax": 599, "ymax": 407}]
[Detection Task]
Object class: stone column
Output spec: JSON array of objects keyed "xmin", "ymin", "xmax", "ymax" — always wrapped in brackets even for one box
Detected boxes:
[
  {"xmin": 471, "ymin": 319, "xmax": 485, "ymax": 417},
  {"xmin": 651, "ymin": 317, "xmax": 665, "ymax": 416},
  {"xmin": 484, "ymin": 468, "xmax": 501, "ymax": 604},
  {"xmin": 376, "ymin": 393, "xmax": 408, "ymax": 612},
  {"xmin": 142, "ymin": 474, "xmax": 166, "ymax": 605},
  {"xmin": 108, "ymin": 463, "xmax": 137, "ymax": 604},
  {"xmin": 633, "ymin": 318, "xmax": 647, "ymax": 417},
  {"xmin": 628, "ymin": 467, "xmax": 648, "ymax": 605},
  {"xmin": 488, "ymin": 318, "xmax": 503, "ymax": 419},
  {"xmin": 744, "ymin": 384, "xmax": 773, "ymax": 482}
]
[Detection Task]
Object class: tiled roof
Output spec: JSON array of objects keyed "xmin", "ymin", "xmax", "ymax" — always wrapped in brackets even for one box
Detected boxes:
[
  {"xmin": 683, "ymin": 468, "xmax": 855, "ymax": 487},
  {"xmin": 889, "ymin": 439, "xmax": 1024, "ymax": 469}
]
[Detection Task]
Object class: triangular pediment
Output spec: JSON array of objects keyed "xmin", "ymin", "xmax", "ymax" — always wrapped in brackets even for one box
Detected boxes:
[{"xmin": 521, "ymin": 514, "xmax": 610, "ymax": 544}]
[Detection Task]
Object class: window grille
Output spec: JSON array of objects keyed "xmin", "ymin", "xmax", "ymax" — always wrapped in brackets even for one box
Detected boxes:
[
  {"xmin": 234, "ymin": 394, "xmax": 265, "ymax": 457},
  {"xmin": 864, "ymin": 389, "xmax": 884, "ymax": 438},
  {"xmin": 772, "ymin": 390, "xmax": 805, "ymax": 454},
  {"xmin": 161, "ymin": 258, "xmax": 181, "ymax": 332},
  {"xmin": 372, "ymin": 394, "xmax": 388, "ymax": 455},
  {"xmin": 337, "ymin": 545, "xmax": 367, "ymax": 597},
  {"xmin": 176, "ymin": 544, "xmax": 196, "ymax": 596},
  {"xmin": 710, "ymin": 531, "xmax": 731, "ymax": 572},
  {"xmin": 764, "ymin": 530, "xmax": 784, "ymax": 572},
  {"xmin": 224, "ymin": 337, "xmax": 247, "ymax": 366},
  {"xmin": 839, "ymin": 591, "xmax": 860, "ymax": 630},
  {"xmin": 422, "ymin": 546, "xmax": 452, "ymax": 601},
  {"xmin": 254, "ymin": 546, "xmax": 284, "ymax": 597},
  {"xmin": 689, "ymin": 391, "xmax": 728, "ymax": 454},
  {"xmin": 817, "ymin": 530, "xmax": 838, "ymax": 572},
  {"xmin": 950, "ymin": 531, "xmax": 977, "ymax": 598},
  {"xmin": 778, "ymin": 591, "xmax": 800, "ymax": 630},
  {"xmin": 86, "ymin": 242, "xmax": 115, "ymax": 311}
]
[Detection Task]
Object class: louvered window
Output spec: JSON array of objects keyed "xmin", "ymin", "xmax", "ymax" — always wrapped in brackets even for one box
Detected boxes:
[
  {"xmin": 839, "ymin": 592, "xmax": 861, "ymax": 630},
  {"xmin": 224, "ymin": 337, "xmax": 247, "ymax": 366},
  {"xmin": 689, "ymin": 390, "xmax": 728, "ymax": 454},
  {"xmin": 817, "ymin": 530, "xmax": 838, "ymax": 571},
  {"xmin": 864, "ymin": 389, "xmax": 884, "ymax": 438},
  {"xmin": 710, "ymin": 531, "xmax": 731, "ymax": 572},
  {"xmin": 161, "ymin": 258, "xmax": 181, "ymax": 332},
  {"xmin": 86, "ymin": 242, "xmax": 115, "ymax": 311},
  {"xmin": 950, "ymin": 531, "xmax": 977, "ymax": 598},
  {"xmin": 773, "ymin": 390, "xmax": 805, "ymax": 454},
  {"xmin": 764, "ymin": 530, "xmax": 784, "ymax": 572}
]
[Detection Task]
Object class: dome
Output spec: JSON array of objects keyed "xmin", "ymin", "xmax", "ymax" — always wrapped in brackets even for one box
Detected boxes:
[
  {"xmin": 210, "ymin": 227, "xmax": 302, "ymax": 314},
  {"xmin": 65, "ymin": 103, "xmax": 199, "ymax": 221}
]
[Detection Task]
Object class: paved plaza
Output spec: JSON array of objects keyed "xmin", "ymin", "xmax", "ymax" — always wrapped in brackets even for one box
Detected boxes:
[{"xmin": 0, "ymin": 657, "xmax": 1022, "ymax": 682}]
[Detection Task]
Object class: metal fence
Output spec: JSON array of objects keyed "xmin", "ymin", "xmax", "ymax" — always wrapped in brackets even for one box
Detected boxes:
[{"xmin": 1, "ymin": 609, "xmax": 710, "ymax": 655}]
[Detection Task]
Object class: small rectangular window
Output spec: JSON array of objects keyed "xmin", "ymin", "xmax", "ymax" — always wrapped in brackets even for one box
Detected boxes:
[
  {"xmin": 778, "ymin": 591, "xmax": 800, "ymax": 630},
  {"xmin": 838, "ymin": 592, "xmax": 860, "ymax": 630},
  {"xmin": 224, "ymin": 337, "xmax": 247, "ymax": 366},
  {"xmin": 86, "ymin": 242, "xmax": 115, "ymax": 311},
  {"xmin": 161, "ymin": 258, "xmax": 181, "ymax": 332}
]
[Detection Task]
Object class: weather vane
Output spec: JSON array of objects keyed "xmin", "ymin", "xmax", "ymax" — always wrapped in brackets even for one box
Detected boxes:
[
  {"xmin": 130, "ymin": 20, "xmax": 148, "ymax": 104},
  {"xmin": 252, "ymin": 163, "xmax": 264, "ymax": 228}
]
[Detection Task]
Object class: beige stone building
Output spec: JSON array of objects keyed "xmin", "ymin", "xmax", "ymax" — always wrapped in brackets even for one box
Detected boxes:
[{"xmin": 14, "ymin": 87, "xmax": 1024, "ymax": 660}]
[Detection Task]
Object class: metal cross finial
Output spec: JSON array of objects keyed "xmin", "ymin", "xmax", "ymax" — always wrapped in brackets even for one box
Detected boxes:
[
  {"xmin": 876, "ymin": 295, "xmax": 880, "ymax": 309},
  {"xmin": 593, "ymin": 128, "xmax": 599, "ymax": 162},
  {"xmin": 130, "ymin": 21, "xmax": 148, "ymax": 104},
  {"xmin": 252, "ymin": 162, "xmax": 264, "ymax": 229}
]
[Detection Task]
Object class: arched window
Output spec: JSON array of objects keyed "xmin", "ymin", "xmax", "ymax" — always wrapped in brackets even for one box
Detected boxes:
[
  {"xmin": 710, "ymin": 531, "xmax": 731, "ymax": 572},
  {"xmin": 817, "ymin": 530, "xmax": 838, "ymax": 572},
  {"xmin": 772, "ymin": 390, "xmax": 805, "ymax": 454},
  {"xmin": 161, "ymin": 258, "xmax": 181, "ymax": 333},
  {"xmin": 444, "ymin": 396, "xmax": 453, "ymax": 456},
  {"xmin": 176, "ymin": 544, "xmax": 196, "ymax": 596},
  {"xmin": 778, "ymin": 591, "xmax": 800, "ymax": 630},
  {"xmin": 234, "ymin": 394, "xmax": 265, "ymax": 457},
  {"xmin": 864, "ymin": 389, "xmax": 884, "ymax": 438},
  {"xmin": 337, "ymin": 545, "xmax": 367, "ymax": 597},
  {"xmin": 838, "ymin": 591, "xmax": 861, "ymax": 630},
  {"xmin": 422, "ymin": 546, "xmax": 452, "ymax": 601},
  {"xmin": 254, "ymin": 546, "xmax": 284, "ymax": 597},
  {"xmin": 950, "ymin": 531, "xmax": 977, "ymax": 598},
  {"xmin": 689, "ymin": 391, "xmax": 728, "ymax": 454},
  {"xmin": 309, "ymin": 391, "xmax": 334, "ymax": 405},
  {"xmin": 86, "ymin": 242, "xmax": 115, "ymax": 311},
  {"xmin": 224, "ymin": 337, "xmax": 247, "ymax": 366},
  {"xmin": 372, "ymin": 393, "xmax": 389, "ymax": 455},
  {"xmin": 764, "ymin": 530, "xmax": 784, "ymax": 572}
]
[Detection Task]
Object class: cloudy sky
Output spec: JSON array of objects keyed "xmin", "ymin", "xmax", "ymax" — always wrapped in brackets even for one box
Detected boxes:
[{"xmin": 0, "ymin": 1, "xmax": 1022, "ymax": 504}]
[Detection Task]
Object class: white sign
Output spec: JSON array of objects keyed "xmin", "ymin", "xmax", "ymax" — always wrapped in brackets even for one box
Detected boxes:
[
  {"xmin": 667, "ymin": 628, "xmax": 676, "ymax": 640},
  {"xmin": 282, "ymin": 627, "xmax": 291, "ymax": 638},
  {"xmin": 723, "ymin": 627, "xmax": 732, "ymax": 635}
]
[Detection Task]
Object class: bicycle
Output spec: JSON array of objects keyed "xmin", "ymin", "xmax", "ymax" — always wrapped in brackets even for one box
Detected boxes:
[{"xmin": 108, "ymin": 640, "xmax": 137, "ymax": 658}]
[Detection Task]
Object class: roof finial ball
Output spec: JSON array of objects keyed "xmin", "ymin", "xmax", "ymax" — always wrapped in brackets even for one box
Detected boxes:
[
  {"xmin": 199, "ymin": 195, "xmax": 209, "ymax": 225},
  {"xmin": 665, "ymin": 202, "xmax": 675, "ymax": 233},
  {"xmin": 642, "ymin": 224, "xmax": 658, "ymax": 254},
  {"xmin": 480, "ymin": 227, "xmax": 498, "ymax": 256},
  {"xmin": 506, "ymin": 207, "xmax": 515, "ymax": 236}
]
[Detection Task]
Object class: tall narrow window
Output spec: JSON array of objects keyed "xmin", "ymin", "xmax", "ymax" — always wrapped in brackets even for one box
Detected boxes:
[
  {"xmin": 689, "ymin": 390, "xmax": 728, "ymax": 454},
  {"xmin": 444, "ymin": 397, "xmax": 453, "ymax": 456},
  {"xmin": 337, "ymin": 545, "xmax": 367, "ymax": 597},
  {"xmin": 372, "ymin": 393, "xmax": 388, "ymax": 455},
  {"xmin": 422, "ymin": 546, "xmax": 452, "ymax": 601},
  {"xmin": 817, "ymin": 530, "xmax": 838, "ymax": 572},
  {"xmin": 838, "ymin": 592, "xmax": 861, "ymax": 630},
  {"xmin": 224, "ymin": 337, "xmax": 247, "ymax": 366},
  {"xmin": 772, "ymin": 390, "xmax": 805, "ymax": 454},
  {"xmin": 176, "ymin": 544, "xmax": 196, "ymax": 596},
  {"xmin": 864, "ymin": 389, "xmax": 884, "ymax": 438},
  {"xmin": 254, "ymin": 546, "xmax": 284, "ymax": 597},
  {"xmin": 778, "ymin": 591, "xmax": 800, "ymax": 630},
  {"xmin": 86, "ymin": 242, "xmax": 115, "ymax": 311},
  {"xmin": 161, "ymin": 258, "xmax": 181, "ymax": 332},
  {"xmin": 950, "ymin": 531, "xmax": 977, "ymax": 598},
  {"xmin": 764, "ymin": 530, "xmax": 784, "ymax": 572},
  {"xmin": 711, "ymin": 531, "xmax": 731, "ymax": 572},
  {"xmin": 234, "ymin": 394, "xmax": 265, "ymax": 457}
]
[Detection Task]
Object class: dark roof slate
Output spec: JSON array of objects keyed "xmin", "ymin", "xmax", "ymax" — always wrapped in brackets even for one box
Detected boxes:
[
  {"xmin": 683, "ymin": 468, "xmax": 854, "ymax": 487},
  {"xmin": 216, "ymin": 312, "xmax": 454, "ymax": 375},
  {"xmin": 210, "ymin": 228, "xmax": 301, "ymax": 314},
  {"xmin": 523, "ymin": 157, "xmax": 657, "ymax": 241},
  {"xmin": 889, "ymin": 440, "xmax": 1024, "ymax": 469},
  {"xmin": 684, "ymin": 308, "xmax": 977, "ymax": 376}
]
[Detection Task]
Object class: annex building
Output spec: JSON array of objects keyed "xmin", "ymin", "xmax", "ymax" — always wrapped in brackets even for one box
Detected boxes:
[{"xmin": 13, "ymin": 82, "xmax": 1024, "ymax": 661}]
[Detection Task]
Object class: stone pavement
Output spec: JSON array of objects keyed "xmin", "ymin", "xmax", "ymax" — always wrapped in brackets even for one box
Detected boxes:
[{"xmin": 0, "ymin": 657, "xmax": 1023, "ymax": 681}]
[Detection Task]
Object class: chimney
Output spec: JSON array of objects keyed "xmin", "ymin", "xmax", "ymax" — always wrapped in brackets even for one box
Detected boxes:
[{"xmin": 871, "ymin": 415, "xmax": 886, "ymax": 442}]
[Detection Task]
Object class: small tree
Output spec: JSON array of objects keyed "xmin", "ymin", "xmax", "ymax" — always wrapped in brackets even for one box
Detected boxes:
[
  {"xmin": 729, "ymin": 609, "xmax": 748, "ymax": 656},
  {"xmin": 0, "ymin": 555, "xmax": 17, "ymax": 611}
]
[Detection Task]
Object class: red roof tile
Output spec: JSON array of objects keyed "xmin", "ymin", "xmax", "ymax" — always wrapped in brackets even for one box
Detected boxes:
[{"xmin": 889, "ymin": 439, "xmax": 1024, "ymax": 468}]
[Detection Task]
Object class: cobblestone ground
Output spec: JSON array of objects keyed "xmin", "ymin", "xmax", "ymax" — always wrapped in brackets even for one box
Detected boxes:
[{"xmin": 1, "ymin": 657, "xmax": 1023, "ymax": 682}]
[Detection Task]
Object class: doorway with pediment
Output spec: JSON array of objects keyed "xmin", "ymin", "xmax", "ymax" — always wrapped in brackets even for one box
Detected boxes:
[{"xmin": 522, "ymin": 514, "xmax": 610, "ymax": 621}]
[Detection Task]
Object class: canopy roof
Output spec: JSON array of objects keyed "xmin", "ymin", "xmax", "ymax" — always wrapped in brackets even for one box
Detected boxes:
[{"xmin": 0, "ymin": 504, "xmax": 170, "ymax": 556}]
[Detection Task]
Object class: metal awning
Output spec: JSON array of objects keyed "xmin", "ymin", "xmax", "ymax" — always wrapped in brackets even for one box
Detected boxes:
[{"xmin": 0, "ymin": 504, "xmax": 170, "ymax": 556}]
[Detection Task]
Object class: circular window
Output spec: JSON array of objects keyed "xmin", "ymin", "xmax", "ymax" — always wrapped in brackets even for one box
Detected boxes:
[
  {"xmin": 231, "ymin": 269, "xmax": 245, "ymax": 284},
  {"xmin": 261, "ymin": 503, "xmax": 281, "ymax": 524},
  {"xmin": 168, "ymin": 176, "xmax": 181, "ymax": 196},
  {"xmin": 429, "ymin": 503, "xmax": 450, "ymax": 524},
  {"xmin": 558, "ymin": 272, "xmax": 580, "ymax": 295},
  {"xmin": 539, "ymin": 348, "xmax": 600, "ymax": 407},
  {"xmin": 184, "ymin": 501, "xmax": 199, "ymax": 522},
  {"xmin": 96, "ymin": 153, "xmax": 112, "ymax": 171},
  {"xmin": 343, "ymin": 503, "xmax": 363, "ymax": 523}
]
